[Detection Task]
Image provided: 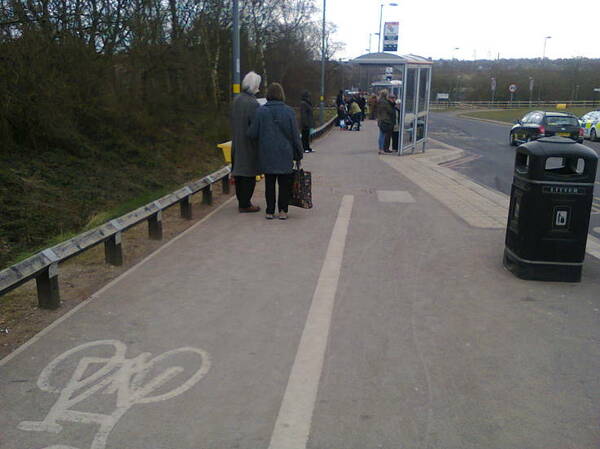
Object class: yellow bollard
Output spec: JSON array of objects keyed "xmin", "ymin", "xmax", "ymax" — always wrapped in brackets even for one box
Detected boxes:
[
  {"xmin": 218, "ymin": 141, "xmax": 263, "ymax": 182},
  {"xmin": 217, "ymin": 141, "xmax": 232, "ymax": 163},
  {"xmin": 556, "ymin": 103, "xmax": 567, "ymax": 110}
]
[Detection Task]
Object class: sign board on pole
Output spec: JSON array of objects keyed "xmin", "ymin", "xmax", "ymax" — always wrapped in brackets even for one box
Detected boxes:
[
  {"xmin": 529, "ymin": 78, "xmax": 534, "ymax": 91},
  {"xmin": 436, "ymin": 93, "xmax": 449, "ymax": 100},
  {"xmin": 491, "ymin": 77, "xmax": 496, "ymax": 91},
  {"xmin": 509, "ymin": 84, "xmax": 518, "ymax": 93},
  {"xmin": 383, "ymin": 22, "xmax": 399, "ymax": 52}
]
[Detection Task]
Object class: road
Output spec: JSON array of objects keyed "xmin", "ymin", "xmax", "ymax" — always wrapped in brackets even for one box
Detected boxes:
[{"xmin": 429, "ymin": 112, "xmax": 600, "ymax": 236}]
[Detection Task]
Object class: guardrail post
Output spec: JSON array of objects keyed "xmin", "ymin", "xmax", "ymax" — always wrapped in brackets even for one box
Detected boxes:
[
  {"xmin": 36, "ymin": 263, "xmax": 60, "ymax": 309},
  {"xmin": 180, "ymin": 196, "xmax": 193, "ymax": 220},
  {"xmin": 202, "ymin": 185, "xmax": 213, "ymax": 205},
  {"xmin": 104, "ymin": 232, "xmax": 123, "ymax": 266},
  {"xmin": 148, "ymin": 211, "xmax": 163, "ymax": 240},
  {"xmin": 222, "ymin": 175, "xmax": 230, "ymax": 194}
]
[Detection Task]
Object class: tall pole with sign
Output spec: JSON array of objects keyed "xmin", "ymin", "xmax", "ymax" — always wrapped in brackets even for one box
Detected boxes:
[
  {"xmin": 320, "ymin": 0, "xmax": 326, "ymax": 124},
  {"xmin": 509, "ymin": 84, "xmax": 517, "ymax": 107},
  {"xmin": 232, "ymin": 0, "xmax": 240, "ymax": 97}
]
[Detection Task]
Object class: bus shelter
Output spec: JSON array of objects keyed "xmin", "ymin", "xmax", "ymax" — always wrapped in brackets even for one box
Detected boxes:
[{"xmin": 352, "ymin": 53, "xmax": 433, "ymax": 154}]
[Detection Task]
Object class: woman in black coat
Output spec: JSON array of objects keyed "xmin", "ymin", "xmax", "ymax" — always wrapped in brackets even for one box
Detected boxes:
[
  {"xmin": 248, "ymin": 83, "xmax": 303, "ymax": 220},
  {"xmin": 300, "ymin": 90, "xmax": 315, "ymax": 153}
]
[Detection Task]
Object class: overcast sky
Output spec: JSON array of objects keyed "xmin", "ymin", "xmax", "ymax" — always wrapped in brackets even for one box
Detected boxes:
[{"xmin": 323, "ymin": 0, "xmax": 600, "ymax": 61}]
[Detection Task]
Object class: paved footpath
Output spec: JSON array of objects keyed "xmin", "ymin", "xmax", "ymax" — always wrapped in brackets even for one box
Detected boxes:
[{"xmin": 1, "ymin": 121, "xmax": 600, "ymax": 449}]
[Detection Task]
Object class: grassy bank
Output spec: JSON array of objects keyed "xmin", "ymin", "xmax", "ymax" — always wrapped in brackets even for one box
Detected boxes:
[
  {"xmin": 0, "ymin": 108, "xmax": 229, "ymax": 270},
  {"xmin": 460, "ymin": 107, "xmax": 591, "ymax": 124}
]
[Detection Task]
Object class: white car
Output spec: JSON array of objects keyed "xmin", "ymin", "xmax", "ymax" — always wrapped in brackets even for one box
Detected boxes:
[{"xmin": 579, "ymin": 110, "xmax": 600, "ymax": 141}]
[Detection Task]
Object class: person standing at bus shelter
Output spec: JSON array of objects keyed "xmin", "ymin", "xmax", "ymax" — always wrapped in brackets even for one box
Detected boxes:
[
  {"xmin": 230, "ymin": 71, "xmax": 262, "ymax": 213},
  {"xmin": 377, "ymin": 89, "xmax": 395, "ymax": 154}
]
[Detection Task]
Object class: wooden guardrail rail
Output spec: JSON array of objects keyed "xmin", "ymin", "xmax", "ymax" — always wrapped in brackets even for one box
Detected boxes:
[{"xmin": 0, "ymin": 165, "xmax": 232, "ymax": 309}]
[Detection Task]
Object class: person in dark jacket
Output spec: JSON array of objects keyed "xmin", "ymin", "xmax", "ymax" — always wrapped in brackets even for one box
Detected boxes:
[
  {"xmin": 248, "ymin": 83, "xmax": 303, "ymax": 220},
  {"xmin": 335, "ymin": 90, "xmax": 345, "ymax": 126},
  {"xmin": 300, "ymin": 90, "xmax": 315, "ymax": 153},
  {"xmin": 389, "ymin": 94, "xmax": 401, "ymax": 151},
  {"xmin": 357, "ymin": 94, "xmax": 367, "ymax": 121},
  {"xmin": 230, "ymin": 71, "xmax": 261, "ymax": 212},
  {"xmin": 376, "ymin": 89, "xmax": 395, "ymax": 154},
  {"xmin": 368, "ymin": 94, "xmax": 378, "ymax": 120}
]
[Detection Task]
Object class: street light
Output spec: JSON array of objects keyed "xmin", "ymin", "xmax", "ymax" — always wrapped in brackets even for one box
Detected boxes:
[
  {"xmin": 542, "ymin": 36, "xmax": 552, "ymax": 59},
  {"xmin": 378, "ymin": 2, "xmax": 398, "ymax": 52},
  {"xmin": 368, "ymin": 32, "xmax": 378, "ymax": 53},
  {"xmin": 320, "ymin": 0, "xmax": 326, "ymax": 124}
]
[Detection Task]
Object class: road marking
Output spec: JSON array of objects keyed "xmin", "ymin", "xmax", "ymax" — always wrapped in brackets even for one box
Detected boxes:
[
  {"xmin": 376, "ymin": 190, "xmax": 416, "ymax": 203},
  {"xmin": 0, "ymin": 196, "xmax": 236, "ymax": 368},
  {"xmin": 18, "ymin": 340, "xmax": 210, "ymax": 449},
  {"xmin": 268, "ymin": 195, "xmax": 354, "ymax": 449},
  {"xmin": 440, "ymin": 153, "xmax": 481, "ymax": 169}
]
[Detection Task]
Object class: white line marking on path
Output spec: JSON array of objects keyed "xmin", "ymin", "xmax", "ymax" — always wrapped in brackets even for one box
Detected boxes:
[
  {"xmin": 0, "ymin": 196, "xmax": 236, "ymax": 368},
  {"xmin": 268, "ymin": 195, "xmax": 354, "ymax": 449},
  {"xmin": 18, "ymin": 340, "xmax": 210, "ymax": 449}
]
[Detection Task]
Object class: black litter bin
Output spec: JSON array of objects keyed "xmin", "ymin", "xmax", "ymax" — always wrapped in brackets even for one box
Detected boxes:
[{"xmin": 504, "ymin": 136, "xmax": 598, "ymax": 282}]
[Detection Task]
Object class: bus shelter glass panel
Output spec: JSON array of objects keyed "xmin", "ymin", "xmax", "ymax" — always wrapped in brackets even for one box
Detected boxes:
[
  {"xmin": 416, "ymin": 67, "xmax": 430, "ymax": 143},
  {"xmin": 402, "ymin": 67, "xmax": 418, "ymax": 152}
]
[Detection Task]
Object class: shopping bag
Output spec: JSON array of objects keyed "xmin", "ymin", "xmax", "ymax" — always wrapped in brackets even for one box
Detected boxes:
[{"xmin": 290, "ymin": 165, "xmax": 313, "ymax": 209}]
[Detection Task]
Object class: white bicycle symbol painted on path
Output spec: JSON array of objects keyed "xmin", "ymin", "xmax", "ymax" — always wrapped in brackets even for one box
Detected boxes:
[{"xmin": 18, "ymin": 340, "xmax": 211, "ymax": 449}]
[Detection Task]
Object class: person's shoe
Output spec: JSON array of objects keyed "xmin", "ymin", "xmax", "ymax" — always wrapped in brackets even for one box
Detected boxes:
[
  {"xmin": 384, "ymin": 150, "xmax": 393, "ymax": 154},
  {"xmin": 265, "ymin": 213, "xmax": 275, "ymax": 220},
  {"xmin": 304, "ymin": 149, "xmax": 310, "ymax": 153},
  {"xmin": 309, "ymin": 149, "xmax": 315, "ymax": 153},
  {"xmin": 378, "ymin": 150, "xmax": 385, "ymax": 155},
  {"xmin": 278, "ymin": 211, "xmax": 288, "ymax": 220},
  {"xmin": 239, "ymin": 205, "xmax": 260, "ymax": 213}
]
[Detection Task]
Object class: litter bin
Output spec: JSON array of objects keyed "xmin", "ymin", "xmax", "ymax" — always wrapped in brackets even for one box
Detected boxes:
[{"xmin": 503, "ymin": 136, "xmax": 598, "ymax": 282}]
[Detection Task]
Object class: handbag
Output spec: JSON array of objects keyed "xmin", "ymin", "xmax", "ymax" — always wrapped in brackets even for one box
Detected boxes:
[{"xmin": 290, "ymin": 162, "xmax": 313, "ymax": 209}]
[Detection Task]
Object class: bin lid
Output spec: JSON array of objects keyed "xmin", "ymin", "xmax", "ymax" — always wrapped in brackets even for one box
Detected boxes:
[
  {"xmin": 518, "ymin": 137, "xmax": 598, "ymax": 160},
  {"xmin": 516, "ymin": 137, "xmax": 598, "ymax": 183}
]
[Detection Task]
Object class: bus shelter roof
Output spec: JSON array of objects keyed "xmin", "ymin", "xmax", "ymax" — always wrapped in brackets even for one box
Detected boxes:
[{"xmin": 351, "ymin": 52, "xmax": 432, "ymax": 66}]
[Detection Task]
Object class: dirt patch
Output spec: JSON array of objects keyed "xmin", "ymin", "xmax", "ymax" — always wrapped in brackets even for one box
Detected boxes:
[{"xmin": 0, "ymin": 183, "xmax": 233, "ymax": 358}]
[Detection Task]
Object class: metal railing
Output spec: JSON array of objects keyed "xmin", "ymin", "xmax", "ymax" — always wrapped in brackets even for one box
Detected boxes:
[
  {"xmin": 430, "ymin": 100, "xmax": 600, "ymax": 110},
  {"xmin": 0, "ymin": 166, "xmax": 232, "ymax": 309},
  {"xmin": 0, "ymin": 115, "xmax": 338, "ymax": 310}
]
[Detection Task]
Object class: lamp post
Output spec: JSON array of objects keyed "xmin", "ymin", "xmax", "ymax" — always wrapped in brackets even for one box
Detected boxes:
[
  {"xmin": 542, "ymin": 35, "xmax": 552, "ymax": 59},
  {"xmin": 232, "ymin": 0, "xmax": 240, "ymax": 97},
  {"xmin": 320, "ymin": 0, "xmax": 326, "ymax": 124},
  {"xmin": 378, "ymin": 2, "xmax": 398, "ymax": 52},
  {"xmin": 368, "ymin": 32, "xmax": 378, "ymax": 53}
]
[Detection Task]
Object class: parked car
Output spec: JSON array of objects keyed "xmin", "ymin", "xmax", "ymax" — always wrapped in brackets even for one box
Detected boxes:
[
  {"xmin": 579, "ymin": 110, "xmax": 600, "ymax": 141},
  {"xmin": 509, "ymin": 111, "xmax": 584, "ymax": 146}
]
